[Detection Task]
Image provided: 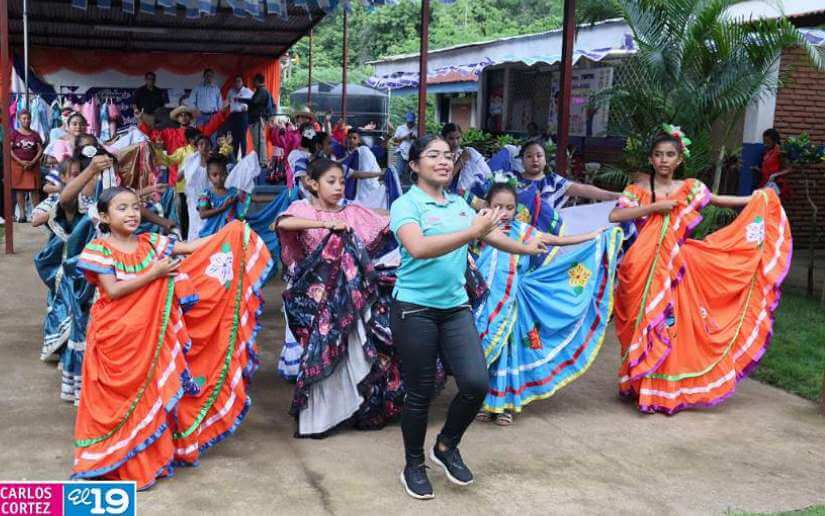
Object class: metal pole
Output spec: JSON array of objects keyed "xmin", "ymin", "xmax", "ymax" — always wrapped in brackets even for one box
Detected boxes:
[
  {"xmin": 417, "ymin": 0, "xmax": 430, "ymax": 137},
  {"xmin": 341, "ymin": 10, "xmax": 348, "ymax": 121},
  {"xmin": 23, "ymin": 0, "xmax": 28, "ymax": 109},
  {"xmin": 556, "ymin": 0, "xmax": 575, "ymax": 174},
  {"xmin": 307, "ymin": 30, "xmax": 313, "ymax": 109},
  {"xmin": 1, "ymin": 0, "xmax": 14, "ymax": 253}
]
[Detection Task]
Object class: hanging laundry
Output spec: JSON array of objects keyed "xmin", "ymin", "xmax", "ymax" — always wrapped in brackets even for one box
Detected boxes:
[
  {"xmin": 107, "ymin": 100, "xmax": 119, "ymax": 138},
  {"xmin": 31, "ymin": 96, "xmax": 51, "ymax": 142},
  {"xmin": 98, "ymin": 101, "xmax": 111, "ymax": 142},
  {"xmin": 81, "ymin": 97, "xmax": 99, "ymax": 136},
  {"xmin": 50, "ymin": 99, "xmax": 63, "ymax": 129}
]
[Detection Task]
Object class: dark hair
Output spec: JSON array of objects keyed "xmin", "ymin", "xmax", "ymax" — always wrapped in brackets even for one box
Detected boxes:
[
  {"xmin": 648, "ymin": 132, "xmax": 685, "ymax": 202},
  {"xmin": 73, "ymin": 133, "xmax": 98, "ymax": 150},
  {"xmin": 234, "ymin": 74, "xmax": 244, "ymax": 82},
  {"xmin": 312, "ymin": 131, "xmax": 330, "ymax": 153},
  {"xmin": 203, "ymin": 68, "xmax": 214, "ymax": 76},
  {"xmin": 195, "ymin": 134, "xmax": 211, "ymax": 147},
  {"xmin": 145, "ymin": 72, "xmax": 156, "ymax": 80},
  {"xmin": 253, "ymin": 73, "xmax": 265, "ymax": 85},
  {"xmin": 486, "ymin": 182, "xmax": 518, "ymax": 204},
  {"xmin": 305, "ymin": 158, "xmax": 344, "ymax": 197},
  {"xmin": 347, "ymin": 128, "xmax": 360, "ymax": 137},
  {"xmin": 298, "ymin": 121, "xmax": 315, "ymax": 149},
  {"xmin": 72, "ymin": 134, "xmax": 107, "ymax": 164},
  {"xmin": 206, "ymin": 152, "xmax": 229, "ymax": 173},
  {"xmin": 408, "ymin": 134, "xmax": 448, "ymax": 184},
  {"xmin": 97, "ymin": 186, "xmax": 137, "ymax": 233},
  {"xmin": 518, "ymin": 139, "xmax": 545, "ymax": 158},
  {"xmin": 763, "ymin": 128, "xmax": 781, "ymax": 145},
  {"xmin": 62, "ymin": 157, "xmax": 81, "ymax": 171},
  {"xmin": 184, "ymin": 127, "xmax": 202, "ymax": 143},
  {"xmin": 440, "ymin": 122, "xmax": 461, "ymax": 137},
  {"xmin": 67, "ymin": 112, "xmax": 87, "ymax": 127},
  {"xmin": 408, "ymin": 134, "xmax": 446, "ymax": 163},
  {"xmin": 60, "ymin": 158, "xmax": 82, "ymax": 177}
]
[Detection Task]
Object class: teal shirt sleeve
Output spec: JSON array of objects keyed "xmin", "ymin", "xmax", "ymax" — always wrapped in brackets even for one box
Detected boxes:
[{"xmin": 390, "ymin": 195, "xmax": 420, "ymax": 234}]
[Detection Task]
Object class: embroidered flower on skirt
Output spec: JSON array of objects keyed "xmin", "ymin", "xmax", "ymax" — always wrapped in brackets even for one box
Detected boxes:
[
  {"xmin": 746, "ymin": 216, "xmax": 765, "ymax": 245},
  {"xmin": 568, "ymin": 262, "xmax": 592, "ymax": 294},
  {"xmin": 205, "ymin": 243, "xmax": 234, "ymax": 288}
]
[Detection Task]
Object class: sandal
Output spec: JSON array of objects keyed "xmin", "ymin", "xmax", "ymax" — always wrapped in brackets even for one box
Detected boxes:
[
  {"xmin": 475, "ymin": 411, "xmax": 496, "ymax": 423},
  {"xmin": 494, "ymin": 412, "xmax": 514, "ymax": 426}
]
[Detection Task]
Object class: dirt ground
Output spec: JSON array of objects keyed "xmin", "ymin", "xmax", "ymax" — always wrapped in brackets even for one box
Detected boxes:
[{"xmin": 1, "ymin": 223, "xmax": 824, "ymax": 516}]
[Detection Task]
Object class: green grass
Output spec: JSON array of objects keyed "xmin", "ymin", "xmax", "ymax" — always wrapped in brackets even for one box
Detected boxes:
[
  {"xmin": 727, "ymin": 506, "xmax": 825, "ymax": 516},
  {"xmin": 752, "ymin": 292, "xmax": 825, "ymax": 402}
]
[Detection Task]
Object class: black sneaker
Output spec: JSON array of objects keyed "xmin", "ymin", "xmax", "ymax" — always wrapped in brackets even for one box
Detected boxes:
[
  {"xmin": 400, "ymin": 464, "xmax": 434, "ymax": 500},
  {"xmin": 430, "ymin": 444, "xmax": 474, "ymax": 486}
]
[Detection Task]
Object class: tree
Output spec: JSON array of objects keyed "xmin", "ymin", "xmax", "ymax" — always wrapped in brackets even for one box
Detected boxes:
[{"xmin": 597, "ymin": 0, "xmax": 823, "ymax": 187}]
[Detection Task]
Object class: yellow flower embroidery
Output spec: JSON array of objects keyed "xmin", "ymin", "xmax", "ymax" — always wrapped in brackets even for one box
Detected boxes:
[
  {"xmin": 515, "ymin": 204, "xmax": 532, "ymax": 225},
  {"xmin": 568, "ymin": 262, "xmax": 592, "ymax": 295}
]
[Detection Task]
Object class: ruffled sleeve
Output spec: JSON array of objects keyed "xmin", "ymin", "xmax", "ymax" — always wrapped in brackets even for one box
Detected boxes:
[
  {"xmin": 197, "ymin": 190, "xmax": 212, "ymax": 210},
  {"xmin": 344, "ymin": 204, "xmax": 390, "ymax": 248},
  {"xmin": 276, "ymin": 200, "xmax": 317, "ymax": 269},
  {"xmin": 77, "ymin": 239, "xmax": 115, "ymax": 283},
  {"xmin": 618, "ymin": 183, "xmax": 645, "ymax": 208}
]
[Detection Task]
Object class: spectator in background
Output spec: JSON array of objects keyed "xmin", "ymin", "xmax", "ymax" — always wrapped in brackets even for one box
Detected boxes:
[
  {"xmin": 188, "ymin": 68, "xmax": 223, "ymax": 126},
  {"xmin": 132, "ymin": 72, "xmax": 166, "ymax": 126},
  {"xmin": 243, "ymin": 74, "xmax": 275, "ymax": 166},
  {"xmin": 10, "ymin": 110, "xmax": 44, "ymax": 222},
  {"xmin": 225, "ymin": 75, "xmax": 254, "ymax": 158},
  {"xmin": 756, "ymin": 128, "xmax": 793, "ymax": 199},
  {"xmin": 392, "ymin": 111, "xmax": 417, "ymax": 183}
]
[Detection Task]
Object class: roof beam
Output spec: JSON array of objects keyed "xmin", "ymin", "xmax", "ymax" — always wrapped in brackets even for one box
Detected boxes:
[
  {"xmin": 9, "ymin": 1, "xmax": 324, "ymax": 32},
  {"xmin": 11, "ymin": 34, "xmax": 283, "ymax": 50},
  {"xmin": 8, "ymin": 20, "xmax": 298, "ymax": 43},
  {"xmin": 9, "ymin": 36, "xmax": 279, "ymax": 57}
]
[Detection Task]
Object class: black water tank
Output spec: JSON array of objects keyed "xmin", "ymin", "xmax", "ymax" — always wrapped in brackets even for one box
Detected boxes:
[{"xmin": 289, "ymin": 83, "xmax": 388, "ymax": 130}]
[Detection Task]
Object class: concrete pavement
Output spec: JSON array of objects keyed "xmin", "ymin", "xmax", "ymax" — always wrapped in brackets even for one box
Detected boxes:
[{"xmin": 1, "ymin": 223, "xmax": 823, "ymax": 516}]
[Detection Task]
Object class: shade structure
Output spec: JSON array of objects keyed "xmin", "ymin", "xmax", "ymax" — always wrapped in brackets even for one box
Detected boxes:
[{"xmin": 7, "ymin": 0, "xmax": 328, "ymax": 57}]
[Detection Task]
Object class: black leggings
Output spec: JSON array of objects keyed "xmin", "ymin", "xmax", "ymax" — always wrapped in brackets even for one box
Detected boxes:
[{"xmin": 390, "ymin": 300, "xmax": 488, "ymax": 466}]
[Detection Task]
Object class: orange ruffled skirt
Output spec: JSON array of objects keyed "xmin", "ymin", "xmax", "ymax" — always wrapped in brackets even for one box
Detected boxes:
[
  {"xmin": 615, "ymin": 183, "xmax": 791, "ymax": 414},
  {"xmin": 72, "ymin": 221, "xmax": 271, "ymax": 489}
]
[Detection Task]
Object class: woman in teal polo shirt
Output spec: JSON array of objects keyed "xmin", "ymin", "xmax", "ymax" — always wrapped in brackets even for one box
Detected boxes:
[{"xmin": 391, "ymin": 135, "xmax": 549, "ymax": 500}]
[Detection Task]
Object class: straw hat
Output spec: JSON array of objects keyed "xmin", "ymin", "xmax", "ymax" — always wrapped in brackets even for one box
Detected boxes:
[
  {"xmin": 170, "ymin": 105, "xmax": 200, "ymax": 120},
  {"xmin": 291, "ymin": 105, "xmax": 316, "ymax": 121}
]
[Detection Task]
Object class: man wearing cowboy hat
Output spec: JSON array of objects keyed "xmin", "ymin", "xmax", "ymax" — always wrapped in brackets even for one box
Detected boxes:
[
  {"xmin": 291, "ymin": 105, "xmax": 317, "ymax": 127},
  {"xmin": 138, "ymin": 103, "xmax": 229, "ymax": 185},
  {"xmin": 267, "ymin": 105, "xmax": 319, "ymax": 160}
]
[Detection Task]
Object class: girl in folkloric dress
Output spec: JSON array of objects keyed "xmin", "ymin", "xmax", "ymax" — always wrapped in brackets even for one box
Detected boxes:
[
  {"xmin": 609, "ymin": 129, "xmax": 791, "ymax": 414},
  {"xmin": 73, "ymin": 187, "xmax": 271, "ymax": 489},
  {"xmin": 274, "ymin": 158, "xmax": 403, "ymax": 436},
  {"xmin": 473, "ymin": 183, "xmax": 619, "ymax": 426}
]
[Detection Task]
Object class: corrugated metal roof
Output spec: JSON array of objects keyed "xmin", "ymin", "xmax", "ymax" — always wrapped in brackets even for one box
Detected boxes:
[
  {"xmin": 367, "ymin": 18, "xmax": 628, "ymax": 65},
  {"xmin": 724, "ymin": 0, "xmax": 825, "ymax": 24},
  {"xmin": 7, "ymin": 0, "xmax": 325, "ymax": 57}
]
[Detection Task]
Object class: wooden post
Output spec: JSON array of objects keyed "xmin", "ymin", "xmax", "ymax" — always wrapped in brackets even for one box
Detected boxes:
[
  {"xmin": 556, "ymin": 0, "xmax": 576, "ymax": 174},
  {"xmin": 417, "ymin": 0, "xmax": 430, "ymax": 137},
  {"xmin": 1, "ymin": 0, "xmax": 14, "ymax": 254},
  {"xmin": 341, "ymin": 10, "xmax": 348, "ymax": 121},
  {"xmin": 307, "ymin": 30, "xmax": 313, "ymax": 109}
]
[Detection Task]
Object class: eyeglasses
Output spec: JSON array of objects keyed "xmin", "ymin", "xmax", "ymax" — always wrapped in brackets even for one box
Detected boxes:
[{"xmin": 421, "ymin": 151, "xmax": 455, "ymax": 161}]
